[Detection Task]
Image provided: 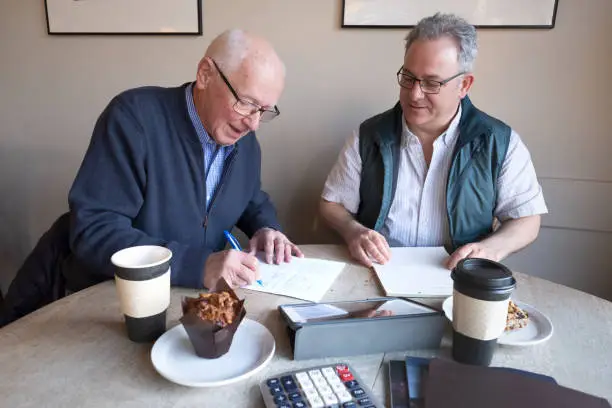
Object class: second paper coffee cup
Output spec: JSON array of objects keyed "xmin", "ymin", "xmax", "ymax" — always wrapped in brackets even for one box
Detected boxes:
[{"xmin": 451, "ymin": 258, "xmax": 516, "ymax": 366}]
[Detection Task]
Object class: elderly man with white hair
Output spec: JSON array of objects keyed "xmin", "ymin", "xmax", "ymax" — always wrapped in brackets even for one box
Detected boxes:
[
  {"xmin": 64, "ymin": 29, "xmax": 303, "ymax": 291},
  {"xmin": 2, "ymin": 30, "xmax": 303, "ymax": 326},
  {"xmin": 320, "ymin": 13, "xmax": 547, "ymax": 269}
]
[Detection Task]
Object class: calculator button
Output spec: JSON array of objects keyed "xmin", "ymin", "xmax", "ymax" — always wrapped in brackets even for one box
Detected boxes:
[
  {"xmin": 283, "ymin": 383, "xmax": 298, "ymax": 392},
  {"xmin": 327, "ymin": 375, "xmax": 344, "ymax": 386},
  {"xmin": 314, "ymin": 381, "xmax": 329, "ymax": 393},
  {"xmin": 292, "ymin": 402, "xmax": 307, "ymax": 408},
  {"xmin": 337, "ymin": 389, "xmax": 353, "ymax": 403},
  {"xmin": 300, "ymin": 382, "xmax": 316, "ymax": 394},
  {"xmin": 344, "ymin": 380, "xmax": 360, "ymax": 389},
  {"xmin": 336, "ymin": 364, "xmax": 350, "ymax": 373},
  {"xmin": 281, "ymin": 376, "xmax": 295, "ymax": 385},
  {"xmin": 274, "ymin": 394, "xmax": 288, "ymax": 404},
  {"xmin": 281, "ymin": 376, "xmax": 298, "ymax": 392},
  {"xmin": 343, "ymin": 403, "xmax": 357, "ymax": 408},
  {"xmin": 313, "ymin": 376, "xmax": 328, "ymax": 386},
  {"xmin": 287, "ymin": 392, "xmax": 302, "ymax": 402},
  {"xmin": 308, "ymin": 395, "xmax": 325, "ymax": 408},
  {"xmin": 267, "ymin": 378, "xmax": 280, "ymax": 387},
  {"xmin": 322, "ymin": 367, "xmax": 337, "ymax": 378},
  {"xmin": 316, "ymin": 383, "xmax": 332, "ymax": 396},
  {"xmin": 351, "ymin": 388, "xmax": 366, "ymax": 398},
  {"xmin": 357, "ymin": 397, "xmax": 372, "ymax": 405},
  {"xmin": 332, "ymin": 382, "xmax": 347, "ymax": 394},
  {"xmin": 276, "ymin": 404, "xmax": 291, "ymax": 408},
  {"xmin": 322, "ymin": 392, "xmax": 339, "ymax": 405},
  {"xmin": 308, "ymin": 369, "xmax": 324, "ymax": 380},
  {"xmin": 300, "ymin": 380, "xmax": 315, "ymax": 391},
  {"xmin": 340, "ymin": 371, "xmax": 355, "ymax": 382},
  {"xmin": 269, "ymin": 385, "xmax": 283, "ymax": 395},
  {"xmin": 303, "ymin": 388, "xmax": 320, "ymax": 400},
  {"xmin": 295, "ymin": 372, "xmax": 309, "ymax": 384}
]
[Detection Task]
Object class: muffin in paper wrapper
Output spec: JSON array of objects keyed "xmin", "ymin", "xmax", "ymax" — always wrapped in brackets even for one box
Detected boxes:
[{"xmin": 180, "ymin": 278, "xmax": 246, "ymax": 359}]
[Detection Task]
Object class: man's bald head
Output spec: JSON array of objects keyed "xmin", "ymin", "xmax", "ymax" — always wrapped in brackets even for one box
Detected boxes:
[
  {"xmin": 204, "ymin": 29, "xmax": 285, "ymax": 80},
  {"xmin": 193, "ymin": 29, "xmax": 286, "ymax": 146}
]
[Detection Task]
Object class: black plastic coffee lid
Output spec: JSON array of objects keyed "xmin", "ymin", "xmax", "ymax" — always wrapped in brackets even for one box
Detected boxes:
[{"xmin": 452, "ymin": 258, "xmax": 515, "ymax": 291}]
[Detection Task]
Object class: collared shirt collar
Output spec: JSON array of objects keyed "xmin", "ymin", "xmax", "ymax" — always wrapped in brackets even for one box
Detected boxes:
[
  {"xmin": 185, "ymin": 82, "xmax": 225, "ymax": 148},
  {"xmin": 402, "ymin": 104, "xmax": 462, "ymax": 148}
]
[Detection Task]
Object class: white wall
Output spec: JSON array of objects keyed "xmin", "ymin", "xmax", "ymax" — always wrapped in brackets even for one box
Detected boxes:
[{"xmin": 1, "ymin": 0, "xmax": 611, "ymax": 299}]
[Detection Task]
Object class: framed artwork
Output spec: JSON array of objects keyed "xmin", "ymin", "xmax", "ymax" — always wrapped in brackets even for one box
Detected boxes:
[
  {"xmin": 342, "ymin": 0, "xmax": 559, "ymax": 29},
  {"xmin": 44, "ymin": 0, "xmax": 203, "ymax": 35}
]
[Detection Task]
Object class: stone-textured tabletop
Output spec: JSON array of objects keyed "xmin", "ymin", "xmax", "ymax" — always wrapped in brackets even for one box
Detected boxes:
[{"xmin": 1, "ymin": 245, "xmax": 610, "ymax": 407}]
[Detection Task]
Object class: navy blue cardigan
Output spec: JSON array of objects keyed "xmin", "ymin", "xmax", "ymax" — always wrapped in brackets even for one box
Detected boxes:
[{"xmin": 64, "ymin": 84, "xmax": 281, "ymax": 290}]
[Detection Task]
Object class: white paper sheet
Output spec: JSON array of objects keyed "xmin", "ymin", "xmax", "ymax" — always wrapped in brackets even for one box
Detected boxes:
[
  {"xmin": 373, "ymin": 247, "xmax": 453, "ymax": 297},
  {"xmin": 243, "ymin": 254, "xmax": 346, "ymax": 303}
]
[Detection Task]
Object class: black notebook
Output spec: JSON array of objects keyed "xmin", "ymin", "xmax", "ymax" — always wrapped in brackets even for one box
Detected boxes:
[
  {"xmin": 402, "ymin": 357, "xmax": 557, "ymax": 408},
  {"xmin": 424, "ymin": 358, "xmax": 611, "ymax": 408}
]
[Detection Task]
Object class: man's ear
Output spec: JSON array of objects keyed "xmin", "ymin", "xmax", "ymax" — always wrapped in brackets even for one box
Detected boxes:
[
  {"xmin": 458, "ymin": 73, "xmax": 474, "ymax": 98},
  {"xmin": 195, "ymin": 57, "xmax": 214, "ymax": 90}
]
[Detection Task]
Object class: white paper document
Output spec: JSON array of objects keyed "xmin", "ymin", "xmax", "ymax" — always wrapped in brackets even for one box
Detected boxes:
[
  {"xmin": 243, "ymin": 254, "xmax": 346, "ymax": 302},
  {"xmin": 373, "ymin": 247, "xmax": 453, "ymax": 297}
]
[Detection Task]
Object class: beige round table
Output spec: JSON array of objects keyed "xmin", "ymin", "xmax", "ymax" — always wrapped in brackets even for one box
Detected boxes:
[{"xmin": 0, "ymin": 245, "xmax": 610, "ymax": 407}]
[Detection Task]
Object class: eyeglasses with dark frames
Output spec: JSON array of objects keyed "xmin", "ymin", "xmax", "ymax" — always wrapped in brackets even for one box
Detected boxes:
[
  {"xmin": 396, "ymin": 67, "xmax": 465, "ymax": 94},
  {"xmin": 211, "ymin": 59, "xmax": 280, "ymax": 122}
]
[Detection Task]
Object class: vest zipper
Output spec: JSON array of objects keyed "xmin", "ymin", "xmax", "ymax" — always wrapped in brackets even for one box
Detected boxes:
[{"xmin": 446, "ymin": 155, "xmax": 457, "ymax": 251}]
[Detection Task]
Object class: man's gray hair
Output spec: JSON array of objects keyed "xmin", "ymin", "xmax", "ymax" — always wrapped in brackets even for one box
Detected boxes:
[{"xmin": 404, "ymin": 13, "xmax": 478, "ymax": 72}]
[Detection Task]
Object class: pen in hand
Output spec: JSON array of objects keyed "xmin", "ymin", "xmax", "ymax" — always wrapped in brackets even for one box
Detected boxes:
[{"xmin": 223, "ymin": 230, "xmax": 263, "ymax": 287}]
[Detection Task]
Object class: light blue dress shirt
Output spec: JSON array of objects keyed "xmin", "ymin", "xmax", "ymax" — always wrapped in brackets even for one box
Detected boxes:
[{"xmin": 185, "ymin": 83, "xmax": 234, "ymax": 209}]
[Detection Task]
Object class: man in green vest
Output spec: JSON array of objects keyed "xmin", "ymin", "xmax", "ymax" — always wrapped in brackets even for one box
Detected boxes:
[{"xmin": 320, "ymin": 13, "xmax": 547, "ymax": 269}]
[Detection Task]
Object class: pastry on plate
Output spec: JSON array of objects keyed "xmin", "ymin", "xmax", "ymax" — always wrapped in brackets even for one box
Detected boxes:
[
  {"xmin": 505, "ymin": 300, "xmax": 529, "ymax": 331},
  {"xmin": 180, "ymin": 278, "xmax": 246, "ymax": 358}
]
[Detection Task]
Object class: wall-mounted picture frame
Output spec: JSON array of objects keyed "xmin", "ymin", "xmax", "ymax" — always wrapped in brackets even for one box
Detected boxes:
[
  {"xmin": 342, "ymin": 0, "xmax": 559, "ymax": 29},
  {"xmin": 44, "ymin": 0, "xmax": 203, "ymax": 35}
]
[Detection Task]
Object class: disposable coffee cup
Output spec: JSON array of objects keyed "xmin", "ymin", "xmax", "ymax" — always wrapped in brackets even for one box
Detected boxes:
[
  {"xmin": 110, "ymin": 245, "xmax": 172, "ymax": 343},
  {"xmin": 451, "ymin": 258, "xmax": 516, "ymax": 366}
]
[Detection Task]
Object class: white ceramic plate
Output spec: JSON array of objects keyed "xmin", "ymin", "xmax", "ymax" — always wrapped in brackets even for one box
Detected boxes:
[
  {"xmin": 151, "ymin": 318, "xmax": 275, "ymax": 387},
  {"xmin": 442, "ymin": 296, "xmax": 553, "ymax": 346}
]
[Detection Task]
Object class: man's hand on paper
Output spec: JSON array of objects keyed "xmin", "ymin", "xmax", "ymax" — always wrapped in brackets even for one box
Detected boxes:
[
  {"xmin": 203, "ymin": 250, "xmax": 260, "ymax": 290},
  {"xmin": 345, "ymin": 224, "xmax": 391, "ymax": 267},
  {"xmin": 446, "ymin": 216, "xmax": 540, "ymax": 270},
  {"xmin": 445, "ymin": 241, "xmax": 502, "ymax": 270},
  {"xmin": 248, "ymin": 227, "xmax": 304, "ymax": 265}
]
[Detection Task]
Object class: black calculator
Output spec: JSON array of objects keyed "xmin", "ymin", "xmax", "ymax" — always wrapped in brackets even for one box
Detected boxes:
[{"xmin": 259, "ymin": 362, "xmax": 381, "ymax": 408}]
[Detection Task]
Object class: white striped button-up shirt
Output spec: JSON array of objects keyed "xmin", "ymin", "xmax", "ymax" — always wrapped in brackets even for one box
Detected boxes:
[{"xmin": 322, "ymin": 107, "xmax": 548, "ymax": 247}]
